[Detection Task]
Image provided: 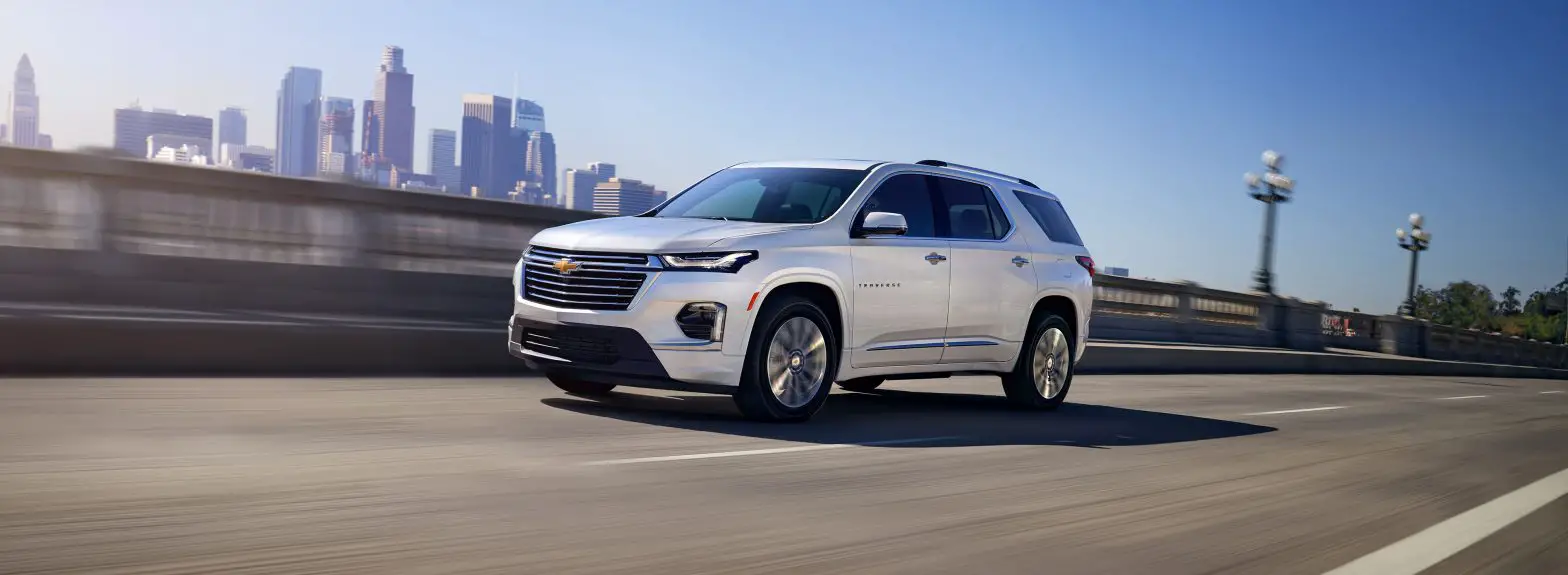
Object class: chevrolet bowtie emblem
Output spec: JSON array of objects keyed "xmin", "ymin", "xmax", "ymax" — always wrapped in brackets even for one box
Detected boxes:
[{"xmin": 552, "ymin": 258, "xmax": 581, "ymax": 274}]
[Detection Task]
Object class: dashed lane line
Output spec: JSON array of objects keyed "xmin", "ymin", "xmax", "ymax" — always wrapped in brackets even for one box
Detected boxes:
[
  {"xmin": 1323, "ymin": 466, "xmax": 1568, "ymax": 575},
  {"xmin": 1244, "ymin": 406, "xmax": 1349, "ymax": 416},
  {"xmin": 1435, "ymin": 395, "xmax": 1488, "ymax": 401},
  {"xmin": 583, "ymin": 436, "xmax": 964, "ymax": 466}
]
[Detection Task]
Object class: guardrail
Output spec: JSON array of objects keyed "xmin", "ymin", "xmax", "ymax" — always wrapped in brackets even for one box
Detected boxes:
[{"xmin": 1, "ymin": 146, "xmax": 1564, "ymax": 371}]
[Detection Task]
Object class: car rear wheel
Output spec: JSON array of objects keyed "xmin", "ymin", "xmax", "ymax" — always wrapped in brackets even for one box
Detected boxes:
[
  {"xmin": 1001, "ymin": 313, "xmax": 1074, "ymax": 410},
  {"xmin": 734, "ymin": 295, "xmax": 838, "ymax": 423},
  {"xmin": 547, "ymin": 373, "xmax": 616, "ymax": 397}
]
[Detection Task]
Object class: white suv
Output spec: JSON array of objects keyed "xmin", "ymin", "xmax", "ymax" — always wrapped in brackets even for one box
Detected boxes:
[{"xmin": 509, "ymin": 159, "xmax": 1095, "ymax": 422}]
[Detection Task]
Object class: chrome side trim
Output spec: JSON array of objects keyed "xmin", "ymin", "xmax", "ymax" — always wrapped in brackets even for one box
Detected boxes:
[
  {"xmin": 943, "ymin": 340, "xmax": 1000, "ymax": 347},
  {"xmin": 865, "ymin": 342, "xmax": 946, "ymax": 352}
]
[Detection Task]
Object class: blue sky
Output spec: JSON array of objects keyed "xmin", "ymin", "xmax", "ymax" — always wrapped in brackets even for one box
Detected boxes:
[{"xmin": 4, "ymin": 0, "xmax": 1565, "ymax": 313}]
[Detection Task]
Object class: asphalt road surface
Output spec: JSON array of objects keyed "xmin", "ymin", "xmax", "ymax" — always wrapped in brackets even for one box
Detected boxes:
[{"xmin": 1, "ymin": 374, "xmax": 1564, "ymax": 575}]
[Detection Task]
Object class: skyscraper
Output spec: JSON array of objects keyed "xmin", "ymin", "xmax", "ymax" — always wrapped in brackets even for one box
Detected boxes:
[
  {"xmin": 360, "ymin": 98, "xmax": 379, "ymax": 159},
  {"xmin": 563, "ymin": 168, "xmax": 599, "ymax": 211},
  {"xmin": 459, "ymin": 94, "xmax": 513, "ymax": 198},
  {"xmin": 275, "ymin": 66, "xmax": 322, "ymax": 177},
  {"xmin": 8, "ymin": 54, "xmax": 40, "ymax": 148},
  {"xmin": 526, "ymin": 131, "xmax": 557, "ymax": 204},
  {"xmin": 428, "ymin": 128, "xmax": 458, "ymax": 192},
  {"xmin": 588, "ymin": 162, "xmax": 616, "ymax": 181},
  {"xmin": 217, "ymin": 107, "xmax": 247, "ymax": 149},
  {"xmin": 513, "ymin": 99, "xmax": 545, "ymax": 132},
  {"xmin": 113, "ymin": 106, "xmax": 213, "ymax": 159},
  {"xmin": 372, "ymin": 46, "xmax": 415, "ymax": 171},
  {"xmin": 318, "ymin": 97, "xmax": 355, "ymax": 175}
]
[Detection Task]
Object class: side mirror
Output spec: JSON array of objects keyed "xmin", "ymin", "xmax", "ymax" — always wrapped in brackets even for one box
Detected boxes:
[{"xmin": 855, "ymin": 211, "xmax": 908, "ymax": 238}]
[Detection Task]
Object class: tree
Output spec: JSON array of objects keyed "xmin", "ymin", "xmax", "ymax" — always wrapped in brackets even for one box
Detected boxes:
[{"xmin": 1500, "ymin": 287, "xmax": 1523, "ymax": 316}]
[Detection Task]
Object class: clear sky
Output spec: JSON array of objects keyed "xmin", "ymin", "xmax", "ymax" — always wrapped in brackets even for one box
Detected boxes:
[{"xmin": 3, "ymin": 0, "xmax": 1565, "ymax": 313}]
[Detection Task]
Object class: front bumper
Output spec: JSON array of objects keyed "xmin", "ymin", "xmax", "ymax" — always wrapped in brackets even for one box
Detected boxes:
[{"xmin": 508, "ymin": 315, "xmax": 746, "ymax": 393}]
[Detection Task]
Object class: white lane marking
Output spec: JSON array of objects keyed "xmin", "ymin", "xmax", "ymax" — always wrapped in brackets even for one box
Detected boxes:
[
  {"xmin": 1436, "ymin": 395, "xmax": 1488, "ymax": 401},
  {"xmin": 51, "ymin": 314, "xmax": 307, "ymax": 327},
  {"xmin": 584, "ymin": 436, "xmax": 963, "ymax": 466},
  {"xmin": 1323, "ymin": 466, "xmax": 1568, "ymax": 575},
  {"xmin": 1541, "ymin": 391, "xmax": 1564, "ymax": 395},
  {"xmin": 1245, "ymin": 406, "xmax": 1348, "ymax": 416}
]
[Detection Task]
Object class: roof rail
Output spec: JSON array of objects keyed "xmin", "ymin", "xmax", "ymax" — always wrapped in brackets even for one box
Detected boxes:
[{"xmin": 916, "ymin": 160, "xmax": 1039, "ymax": 189}]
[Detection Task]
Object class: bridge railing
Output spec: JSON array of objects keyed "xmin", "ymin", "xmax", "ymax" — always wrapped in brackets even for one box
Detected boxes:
[{"xmin": 0, "ymin": 147, "xmax": 1563, "ymax": 370}]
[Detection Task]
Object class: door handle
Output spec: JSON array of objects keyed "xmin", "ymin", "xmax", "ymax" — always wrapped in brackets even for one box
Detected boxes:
[
  {"xmin": 924, "ymin": 252, "xmax": 947, "ymax": 264},
  {"xmin": 1011, "ymin": 256, "xmax": 1030, "ymax": 267}
]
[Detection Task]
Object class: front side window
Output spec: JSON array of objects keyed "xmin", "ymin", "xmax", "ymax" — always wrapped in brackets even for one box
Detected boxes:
[
  {"xmin": 857, "ymin": 173, "xmax": 937, "ymax": 237},
  {"xmin": 652, "ymin": 167, "xmax": 868, "ymax": 224}
]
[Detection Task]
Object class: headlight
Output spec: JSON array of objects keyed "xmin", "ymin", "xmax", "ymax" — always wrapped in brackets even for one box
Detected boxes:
[{"xmin": 659, "ymin": 251, "xmax": 758, "ymax": 273}]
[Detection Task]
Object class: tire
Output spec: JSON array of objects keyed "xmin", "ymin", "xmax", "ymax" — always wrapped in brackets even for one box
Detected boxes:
[
  {"xmin": 837, "ymin": 377, "xmax": 885, "ymax": 392},
  {"xmin": 734, "ymin": 295, "xmax": 839, "ymax": 423},
  {"xmin": 548, "ymin": 372, "xmax": 616, "ymax": 397},
  {"xmin": 1001, "ymin": 312, "xmax": 1075, "ymax": 410}
]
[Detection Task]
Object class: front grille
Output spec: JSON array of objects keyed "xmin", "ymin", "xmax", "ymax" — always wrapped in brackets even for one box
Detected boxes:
[
  {"xmin": 521, "ymin": 246, "xmax": 654, "ymax": 311},
  {"xmin": 520, "ymin": 327, "xmax": 620, "ymax": 365}
]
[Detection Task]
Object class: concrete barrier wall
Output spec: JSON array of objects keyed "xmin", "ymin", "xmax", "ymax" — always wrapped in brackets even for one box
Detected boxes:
[{"xmin": 1, "ymin": 146, "xmax": 1564, "ymax": 373}]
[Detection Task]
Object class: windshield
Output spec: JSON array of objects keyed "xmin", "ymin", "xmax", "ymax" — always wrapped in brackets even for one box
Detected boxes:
[{"xmin": 652, "ymin": 167, "xmax": 870, "ymax": 224}]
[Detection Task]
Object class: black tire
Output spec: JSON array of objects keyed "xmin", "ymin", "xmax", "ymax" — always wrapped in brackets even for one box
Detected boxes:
[
  {"xmin": 548, "ymin": 372, "xmax": 616, "ymax": 397},
  {"xmin": 1001, "ymin": 313, "xmax": 1075, "ymax": 410},
  {"xmin": 837, "ymin": 377, "xmax": 885, "ymax": 392},
  {"xmin": 733, "ymin": 295, "xmax": 839, "ymax": 423}
]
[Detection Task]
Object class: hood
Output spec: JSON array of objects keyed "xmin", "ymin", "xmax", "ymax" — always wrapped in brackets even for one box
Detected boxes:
[{"xmin": 529, "ymin": 216, "xmax": 807, "ymax": 253}]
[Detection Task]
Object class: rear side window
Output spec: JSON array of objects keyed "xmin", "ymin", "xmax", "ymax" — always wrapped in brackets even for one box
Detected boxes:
[
  {"xmin": 931, "ymin": 176, "xmax": 1007, "ymax": 240},
  {"xmin": 1013, "ymin": 191, "xmax": 1084, "ymax": 246}
]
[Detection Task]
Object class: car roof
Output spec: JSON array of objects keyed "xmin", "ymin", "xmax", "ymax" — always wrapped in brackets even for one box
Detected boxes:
[{"xmin": 726, "ymin": 159, "xmax": 1061, "ymax": 202}]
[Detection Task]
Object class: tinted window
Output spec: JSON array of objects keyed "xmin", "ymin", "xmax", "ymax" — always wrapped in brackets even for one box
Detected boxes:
[
  {"xmin": 654, "ymin": 167, "xmax": 868, "ymax": 223},
  {"xmin": 932, "ymin": 176, "xmax": 1000, "ymax": 240},
  {"xmin": 1013, "ymin": 191, "xmax": 1085, "ymax": 246},
  {"xmin": 858, "ymin": 174, "xmax": 936, "ymax": 237},
  {"xmin": 982, "ymin": 187, "xmax": 1012, "ymax": 239}
]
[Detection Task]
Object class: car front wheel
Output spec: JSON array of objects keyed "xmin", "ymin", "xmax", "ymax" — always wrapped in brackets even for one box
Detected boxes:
[{"xmin": 734, "ymin": 295, "xmax": 838, "ymax": 423}]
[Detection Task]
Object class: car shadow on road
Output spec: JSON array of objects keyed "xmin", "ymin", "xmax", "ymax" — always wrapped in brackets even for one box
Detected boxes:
[{"xmin": 540, "ymin": 388, "xmax": 1276, "ymax": 449}]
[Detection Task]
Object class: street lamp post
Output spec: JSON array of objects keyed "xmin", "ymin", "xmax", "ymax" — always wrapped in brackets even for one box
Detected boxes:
[
  {"xmin": 1245, "ymin": 150, "xmax": 1296, "ymax": 294},
  {"xmin": 1396, "ymin": 213, "xmax": 1432, "ymax": 316}
]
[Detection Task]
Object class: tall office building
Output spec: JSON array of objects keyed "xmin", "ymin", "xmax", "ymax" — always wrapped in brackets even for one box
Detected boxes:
[
  {"xmin": 371, "ymin": 46, "xmax": 415, "ymax": 171},
  {"xmin": 217, "ymin": 107, "xmax": 247, "ymax": 149},
  {"xmin": 8, "ymin": 54, "xmax": 40, "ymax": 148},
  {"xmin": 525, "ymin": 131, "xmax": 557, "ymax": 204},
  {"xmin": 275, "ymin": 66, "xmax": 323, "ymax": 177},
  {"xmin": 562, "ymin": 167, "xmax": 599, "ymax": 211},
  {"xmin": 360, "ymin": 98, "xmax": 379, "ymax": 159},
  {"xmin": 428, "ymin": 128, "xmax": 458, "ymax": 192},
  {"xmin": 459, "ymin": 94, "xmax": 513, "ymax": 198},
  {"xmin": 318, "ymin": 97, "xmax": 354, "ymax": 175},
  {"xmin": 113, "ymin": 106, "xmax": 213, "ymax": 158},
  {"xmin": 513, "ymin": 99, "xmax": 545, "ymax": 132},
  {"xmin": 592, "ymin": 177, "xmax": 659, "ymax": 216},
  {"xmin": 588, "ymin": 161, "xmax": 616, "ymax": 181}
]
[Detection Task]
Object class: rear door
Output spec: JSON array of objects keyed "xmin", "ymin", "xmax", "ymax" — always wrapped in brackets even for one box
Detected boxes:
[{"xmin": 933, "ymin": 176, "xmax": 1038, "ymax": 364}]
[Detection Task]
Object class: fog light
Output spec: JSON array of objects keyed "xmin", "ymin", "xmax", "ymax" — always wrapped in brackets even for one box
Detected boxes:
[{"xmin": 676, "ymin": 302, "xmax": 727, "ymax": 342}]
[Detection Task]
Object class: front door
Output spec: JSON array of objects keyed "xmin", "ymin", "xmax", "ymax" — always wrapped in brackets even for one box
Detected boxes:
[{"xmin": 849, "ymin": 173, "xmax": 951, "ymax": 368}]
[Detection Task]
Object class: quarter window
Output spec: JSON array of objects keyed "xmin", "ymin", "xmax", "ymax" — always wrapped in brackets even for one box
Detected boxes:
[{"xmin": 1013, "ymin": 190, "xmax": 1085, "ymax": 246}]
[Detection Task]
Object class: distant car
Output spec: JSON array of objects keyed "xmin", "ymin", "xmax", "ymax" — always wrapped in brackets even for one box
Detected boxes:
[{"xmin": 508, "ymin": 159, "xmax": 1095, "ymax": 422}]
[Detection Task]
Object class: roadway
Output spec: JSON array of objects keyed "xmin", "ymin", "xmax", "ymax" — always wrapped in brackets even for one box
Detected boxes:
[{"xmin": 0, "ymin": 373, "xmax": 1564, "ymax": 574}]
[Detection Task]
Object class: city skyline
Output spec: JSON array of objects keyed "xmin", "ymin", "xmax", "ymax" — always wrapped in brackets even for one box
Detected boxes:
[{"xmin": 1, "ymin": 0, "xmax": 1565, "ymax": 314}]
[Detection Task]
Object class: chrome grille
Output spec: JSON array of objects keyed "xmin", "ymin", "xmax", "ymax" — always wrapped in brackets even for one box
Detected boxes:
[{"xmin": 521, "ymin": 246, "xmax": 655, "ymax": 311}]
